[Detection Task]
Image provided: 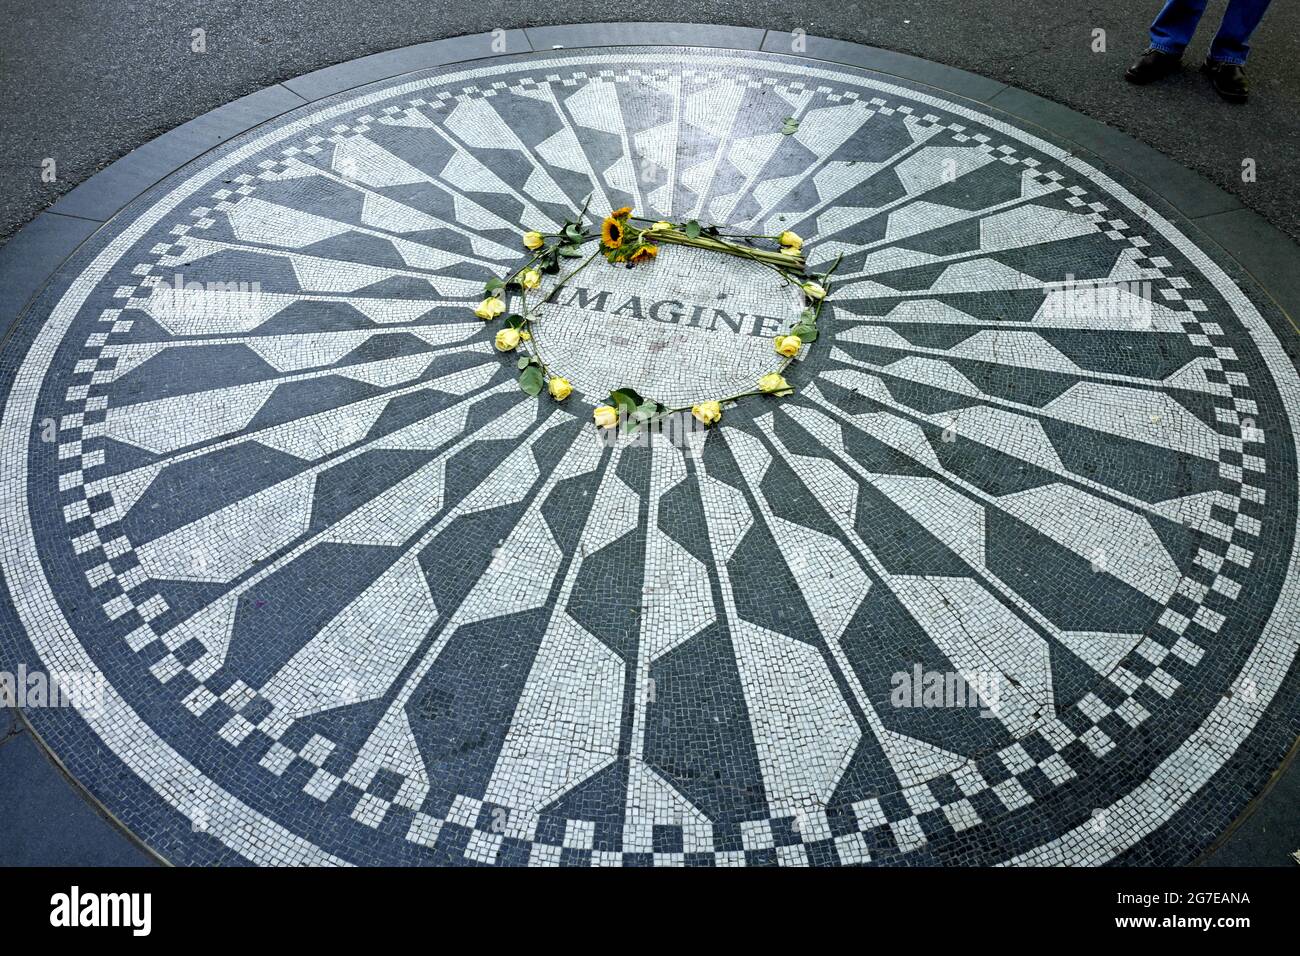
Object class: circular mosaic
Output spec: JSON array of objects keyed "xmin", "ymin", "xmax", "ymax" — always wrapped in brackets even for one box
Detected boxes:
[{"xmin": 1, "ymin": 46, "xmax": 1298, "ymax": 867}]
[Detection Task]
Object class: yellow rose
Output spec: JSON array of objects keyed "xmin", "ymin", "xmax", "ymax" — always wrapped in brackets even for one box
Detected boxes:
[
  {"xmin": 520, "ymin": 269, "xmax": 541, "ymax": 290},
  {"xmin": 759, "ymin": 373, "xmax": 793, "ymax": 395},
  {"xmin": 523, "ymin": 231, "xmax": 545, "ymax": 250},
  {"xmin": 520, "ymin": 330, "xmax": 532, "ymax": 341},
  {"xmin": 495, "ymin": 328, "xmax": 520, "ymax": 352},
  {"xmin": 802, "ymin": 281, "xmax": 827, "ymax": 300},
  {"xmin": 548, "ymin": 377, "xmax": 573, "ymax": 401},
  {"xmin": 593, "ymin": 405, "xmax": 619, "ymax": 429},
  {"xmin": 778, "ymin": 230, "xmax": 803, "ymax": 250},
  {"xmin": 649, "ymin": 221, "xmax": 673, "ymax": 232},
  {"xmin": 691, "ymin": 400, "xmax": 722, "ymax": 425},
  {"xmin": 774, "ymin": 334, "xmax": 802, "ymax": 358},
  {"xmin": 475, "ymin": 297, "xmax": 506, "ymax": 321}
]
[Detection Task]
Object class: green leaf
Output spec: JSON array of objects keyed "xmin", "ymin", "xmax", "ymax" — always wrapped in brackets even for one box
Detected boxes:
[
  {"xmin": 819, "ymin": 252, "xmax": 846, "ymax": 283},
  {"xmin": 609, "ymin": 388, "xmax": 644, "ymax": 414},
  {"xmin": 781, "ymin": 116, "xmax": 800, "ymax": 135},
  {"xmin": 564, "ymin": 224, "xmax": 584, "ymax": 243},
  {"xmin": 684, "ymin": 220, "xmax": 702, "ymax": 239},
  {"xmin": 559, "ymin": 244, "xmax": 584, "ymax": 258},
  {"xmin": 484, "ymin": 277, "xmax": 506, "ymax": 295},
  {"xmin": 519, "ymin": 365, "xmax": 544, "ymax": 396},
  {"xmin": 517, "ymin": 356, "xmax": 532, "ymax": 370},
  {"xmin": 506, "ymin": 313, "xmax": 527, "ymax": 330},
  {"xmin": 791, "ymin": 324, "xmax": 818, "ymax": 342},
  {"xmin": 800, "ymin": 307, "xmax": 816, "ymax": 323},
  {"xmin": 623, "ymin": 402, "xmax": 656, "ymax": 433}
]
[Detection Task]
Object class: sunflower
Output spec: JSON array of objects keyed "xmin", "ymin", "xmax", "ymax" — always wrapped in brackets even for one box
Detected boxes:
[
  {"xmin": 601, "ymin": 216, "xmax": 625, "ymax": 249},
  {"xmin": 610, "ymin": 206, "xmax": 633, "ymax": 219},
  {"xmin": 629, "ymin": 244, "xmax": 658, "ymax": 265}
]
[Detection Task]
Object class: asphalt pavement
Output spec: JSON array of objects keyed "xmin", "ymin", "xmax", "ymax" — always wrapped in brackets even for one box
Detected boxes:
[{"xmin": 1, "ymin": 0, "xmax": 1299, "ymax": 245}]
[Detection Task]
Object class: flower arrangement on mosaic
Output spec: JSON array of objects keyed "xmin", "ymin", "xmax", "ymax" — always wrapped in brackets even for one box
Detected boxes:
[{"xmin": 472, "ymin": 197, "xmax": 842, "ymax": 433}]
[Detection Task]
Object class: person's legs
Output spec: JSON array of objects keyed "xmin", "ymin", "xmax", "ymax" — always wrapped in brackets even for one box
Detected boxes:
[
  {"xmin": 1127, "ymin": 0, "xmax": 1209, "ymax": 83},
  {"xmin": 1207, "ymin": 0, "xmax": 1272, "ymax": 65},
  {"xmin": 1149, "ymin": 0, "xmax": 1211, "ymax": 56}
]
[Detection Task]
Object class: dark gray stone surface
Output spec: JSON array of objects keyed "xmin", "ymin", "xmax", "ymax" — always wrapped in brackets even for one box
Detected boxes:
[
  {"xmin": 0, "ymin": 711, "xmax": 155, "ymax": 866},
  {"xmin": 3, "ymin": 2, "xmax": 1299, "ymax": 244},
  {"xmin": 1201, "ymin": 739, "xmax": 1300, "ymax": 867},
  {"xmin": 1196, "ymin": 749, "xmax": 1300, "ymax": 868},
  {"xmin": 0, "ymin": 213, "xmax": 99, "ymax": 333}
]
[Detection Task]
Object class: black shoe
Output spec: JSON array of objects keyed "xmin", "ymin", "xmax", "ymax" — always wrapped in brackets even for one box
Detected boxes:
[
  {"xmin": 1125, "ymin": 47, "xmax": 1182, "ymax": 84},
  {"xmin": 1202, "ymin": 59, "xmax": 1249, "ymax": 102}
]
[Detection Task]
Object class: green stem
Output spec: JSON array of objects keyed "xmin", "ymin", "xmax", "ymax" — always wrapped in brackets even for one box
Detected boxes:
[
  {"xmin": 664, "ymin": 383, "xmax": 790, "ymax": 414},
  {"xmin": 809, "ymin": 252, "xmax": 845, "ymax": 322},
  {"xmin": 652, "ymin": 231, "xmax": 803, "ymax": 283},
  {"xmin": 517, "ymin": 287, "xmax": 549, "ymax": 375},
  {"xmin": 525, "ymin": 242, "xmax": 602, "ymax": 376},
  {"xmin": 503, "ymin": 249, "xmax": 546, "ymax": 285},
  {"xmin": 575, "ymin": 192, "xmax": 596, "ymax": 231},
  {"xmin": 628, "ymin": 218, "xmax": 791, "ymax": 249},
  {"xmin": 626, "ymin": 217, "xmax": 781, "ymax": 242},
  {"xmin": 541, "ymin": 243, "xmax": 602, "ymax": 306}
]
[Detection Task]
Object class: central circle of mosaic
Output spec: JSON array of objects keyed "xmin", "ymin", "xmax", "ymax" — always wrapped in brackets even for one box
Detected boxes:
[
  {"xmin": 0, "ymin": 48, "xmax": 1296, "ymax": 869},
  {"xmin": 528, "ymin": 243, "xmax": 804, "ymax": 406}
]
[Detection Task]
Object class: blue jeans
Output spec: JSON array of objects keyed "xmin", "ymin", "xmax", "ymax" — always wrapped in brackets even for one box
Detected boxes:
[{"xmin": 1149, "ymin": 0, "xmax": 1272, "ymax": 65}]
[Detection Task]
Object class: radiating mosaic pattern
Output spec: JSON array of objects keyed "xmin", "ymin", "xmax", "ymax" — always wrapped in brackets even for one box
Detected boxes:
[{"xmin": 1, "ymin": 49, "xmax": 1298, "ymax": 867}]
